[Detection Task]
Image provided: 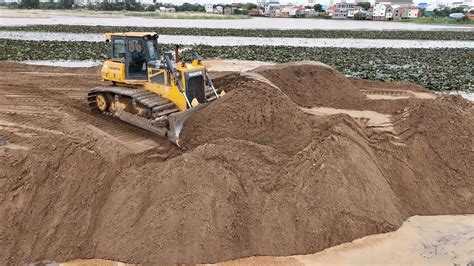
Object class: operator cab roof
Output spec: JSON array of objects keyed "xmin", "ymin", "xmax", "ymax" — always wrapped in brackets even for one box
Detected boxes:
[{"xmin": 104, "ymin": 32, "xmax": 158, "ymax": 41}]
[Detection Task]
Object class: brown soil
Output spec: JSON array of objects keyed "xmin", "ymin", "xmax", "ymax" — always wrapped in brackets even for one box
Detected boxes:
[{"xmin": 0, "ymin": 61, "xmax": 472, "ymax": 265}]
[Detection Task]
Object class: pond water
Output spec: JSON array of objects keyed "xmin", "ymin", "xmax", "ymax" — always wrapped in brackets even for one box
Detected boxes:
[
  {"xmin": 2, "ymin": 31, "xmax": 474, "ymax": 49},
  {"xmin": 1, "ymin": 16, "xmax": 473, "ymax": 31}
]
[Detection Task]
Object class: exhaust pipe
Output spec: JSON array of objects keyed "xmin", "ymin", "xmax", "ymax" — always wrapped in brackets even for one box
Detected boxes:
[{"xmin": 175, "ymin": 44, "xmax": 179, "ymax": 63}]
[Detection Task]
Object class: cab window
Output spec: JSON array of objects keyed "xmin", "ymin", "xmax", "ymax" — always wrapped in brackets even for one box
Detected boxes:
[
  {"xmin": 146, "ymin": 40, "xmax": 159, "ymax": 61},
  {"xmin": 112, "ymin": 39, "xmax": 125, "ymax": 60}
]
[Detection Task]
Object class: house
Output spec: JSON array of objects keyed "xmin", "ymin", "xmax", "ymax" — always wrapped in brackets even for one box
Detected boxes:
[
  {"xmin": 393, "ymin": 6, "xmax": 419, "ymax": 19},
  {"xmin": 353, "ymin": 9, "xmax": 368, "ymax": 19},
  {"xmin": 469, "ymin": 8, "xmax": 474, "ymax": 19},
  {"xmin": 405, "ymin": 6, "xmax": 419, "ymax": 18},
  {"xmin": 367, "ymin": 7, "xmax": 374, "ymax": 19},
  {"xmin": 424, "ymin": 4, "xmax": 439, "ymax": 16},
  {"xmin": 373, "ymin": 2, "xmax": 393, "ymax": 20},
  {"xmin": 264, "ymin": 0, "xmax": 281, "ymax": 17},
  {"xmin": 280, "ymin": 5, "xmax": 293, "ymax": 17},
  {"xmin": 224, "ymin": 6, "xmax": 237, "ymax": 15},
  {"xmin": 248, "ymin": 8, "xmax": 263, "ymax": 16},
  {"xmin": 205, "ymin": 4, "xmax": 214, "ymax": 13},
  {"xmin": 304, "ymin": 8, "xmax": 317, "ymax": 17},
  {"xmin": 324, "ymin": 5, "xmax": 337, "ymax": 18},
  {"xmin": 375, "ymin": 0, "xmax": 413, "ymax": 6},
  {"xmin": 347, "ymin": 5, "xmax": 364, "ymax": 19},
  {"xmin": 214, "ymin": 6, "xmax": 223, "ymax": 14},
  {"xmin": 289, "ymin": 5, "xmax": 305, "ymax": 17},
  {"xmin": 332, "ymin": 0, "xmax": 355, "ymax": 19}
]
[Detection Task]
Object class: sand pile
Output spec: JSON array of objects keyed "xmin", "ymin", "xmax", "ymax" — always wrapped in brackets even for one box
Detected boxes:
[
  {"xmin": 0, "ymin": 61, "xmax": 472, "ymax": 265},
  {"xmin": 181, "ymin": 78, "xmax": 315, "ymax": 154},
  {"xmin": 253, "ymin": 61, "xmax": 366, "ymax": 107}
]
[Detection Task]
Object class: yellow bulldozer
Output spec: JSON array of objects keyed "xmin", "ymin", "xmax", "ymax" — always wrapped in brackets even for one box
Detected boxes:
[{"xmin": 87, "ymin": 32, "xmax": 223, "ymax": 145}]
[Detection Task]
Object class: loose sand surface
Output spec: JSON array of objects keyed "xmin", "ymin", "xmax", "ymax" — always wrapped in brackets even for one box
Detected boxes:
[
  {"xmin": 1, "ymin": 60, "xmax": 472, "ymax": 265},
  {"xmin": 45, "ymin": 215, "xmax": 474, "ymax": 265}
]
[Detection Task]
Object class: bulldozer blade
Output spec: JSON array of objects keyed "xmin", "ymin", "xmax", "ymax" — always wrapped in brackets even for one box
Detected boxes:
[
  {"xmin": 167, "ymin": 103, "xmax": 209, "ymax": 146},
  {"xmin": 115, "ymin": 110, "xmax": 167, "ymax": 137}
]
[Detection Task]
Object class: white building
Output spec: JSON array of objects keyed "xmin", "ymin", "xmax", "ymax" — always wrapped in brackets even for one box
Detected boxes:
[
  {"xmin": 332, "ymin": 0, "xmax": 354, "ymax": 19},
  {"xmin": 205, "ymin": 3, "xmax": 213, "ymax": 13},
  {"xmin": 264, "ymin": 0, "xmax": 280, "ymax": 16},
  {"xmin": 375, "ymin": 0, "xmax": 413, "ymax": 6},
  {"xmin": 347, "ymin": 5, "xmax": 364, "ymax": 18},
  {"xmin": 373, "ymin": 2, "xmax": 393, "ymax": 20}
]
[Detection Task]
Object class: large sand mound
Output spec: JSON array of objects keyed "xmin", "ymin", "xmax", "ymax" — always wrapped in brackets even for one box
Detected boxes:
[
  {"xmin": 180, "ymin": 78, "xmax": 315, "ymax": 155},
  {"xmin": 0, "ymin": 61, "xmax": 472, "ymax": 265},
  {"xmin": 253, "ymin": 61, "xmax": 366, "ymax": 107}
]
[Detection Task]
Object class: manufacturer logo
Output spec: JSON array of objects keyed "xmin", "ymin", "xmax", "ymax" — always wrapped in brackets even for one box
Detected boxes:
[{"xmin": 188, "ymin": 71, "xmax": 203, "ymax": 77}]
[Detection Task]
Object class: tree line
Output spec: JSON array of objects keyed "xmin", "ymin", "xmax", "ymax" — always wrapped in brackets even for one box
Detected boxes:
[{"xmin": 4, "ymin": 0, "xmax": 259, "ymax": 12}]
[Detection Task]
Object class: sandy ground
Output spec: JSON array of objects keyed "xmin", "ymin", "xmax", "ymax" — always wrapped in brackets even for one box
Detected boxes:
[
  {"xmin": 217, "ymin": 215, "xmax": 474, "ymax": 266},
  {"xmin": 52, "ymin": 215, "xmax": 474, "ymax": 266}
]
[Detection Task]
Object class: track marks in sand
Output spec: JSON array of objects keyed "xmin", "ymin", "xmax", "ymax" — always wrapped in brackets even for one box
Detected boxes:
[
  {"xmin": 302, "ymin": 107, "xmax": 394, "ymax": 133},
  {"xmin": 361, "ymin": 89, "xmax": 436, "ymax": 100},
  {"xmin": 0, "ymin": 65, "xmax": 165, "ymax": 153}
]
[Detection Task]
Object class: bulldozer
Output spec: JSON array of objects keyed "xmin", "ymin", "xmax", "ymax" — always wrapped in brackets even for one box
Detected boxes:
[{"xmin": 87, "ymin": 32, "xmax": 223, "ymax": 145}]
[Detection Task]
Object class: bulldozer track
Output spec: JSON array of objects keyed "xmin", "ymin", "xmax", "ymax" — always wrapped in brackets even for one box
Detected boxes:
[
  {"xmin": 87, "ymin": 86, "xmax": 179, "ymax": 138},
  {"xmin": 87, "ymin": 86, "xmax": 177, "ymax": 117}
]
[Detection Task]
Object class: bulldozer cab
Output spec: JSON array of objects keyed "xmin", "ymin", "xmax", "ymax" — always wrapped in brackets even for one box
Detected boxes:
[{"xmin": 106, "ymin": 33, "xmax": 159, "ymax": 80}]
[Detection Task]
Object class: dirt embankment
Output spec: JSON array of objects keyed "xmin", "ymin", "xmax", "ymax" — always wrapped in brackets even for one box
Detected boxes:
[{"xmin": 0, "ymin": 61, "xmax": 472, "ymax": 265}]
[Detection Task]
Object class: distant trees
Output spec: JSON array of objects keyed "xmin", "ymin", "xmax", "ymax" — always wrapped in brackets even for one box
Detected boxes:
[
  {"xmin": 432, "ymin": 7, "xmax": 467, "ymax": 17},
  {"xmin": 450, "ymin": 7, "xmax": 466, "ymax": 13},
  {"xmin": 357, "ymin": 2, "xmax": 371, "ymax": 10},
  {"xmin": 19, "ymin": 0, "xmax": 39, "ymax": 9},
  {"xmin": 173, "ymin": 2, "xmax": 204, "ymax": 12},
  {"xmin": 8, "ymin": 0, "xmax": 260, "ymax": 13},
  {"xmin": 313, "ymin": 4, "xmax": 323, "ymax": 12}
]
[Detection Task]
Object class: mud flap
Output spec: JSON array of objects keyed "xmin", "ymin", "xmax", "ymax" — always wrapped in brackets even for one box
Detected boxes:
[{"xmin": 167, "ymin": 103, "xmax": 209, "ymax": 146}]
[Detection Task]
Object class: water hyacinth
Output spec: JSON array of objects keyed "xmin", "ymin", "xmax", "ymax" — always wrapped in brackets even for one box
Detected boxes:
[
  {"xmin": 1, "ymin": 39, "xmax": 472, "ymax": 92},
  {"xmin": 0, "ymin": 25, "xmax": 473, "ymax": 41}
]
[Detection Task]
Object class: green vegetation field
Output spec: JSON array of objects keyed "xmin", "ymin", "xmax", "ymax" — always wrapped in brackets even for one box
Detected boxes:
[
  {"xmin": 399, "ymin": 17, "xmax": 474, "ymax": 25},
  {"xmin": 1, "ymin": 38, "xmax": 472, "ymax": 91},
  {"xmin": 1, "ymin": 25, "xmax": 473, "ymax": 40}
]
